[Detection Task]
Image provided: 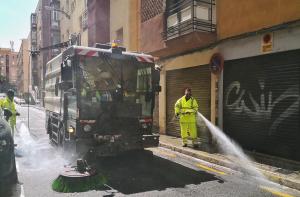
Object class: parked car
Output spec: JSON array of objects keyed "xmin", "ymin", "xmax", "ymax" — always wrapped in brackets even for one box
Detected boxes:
[
  {"xmin": 0, "ymin": 109, "xmax": 18, "ymax": 187},
  {"xmin": 14, "ymin": 97, "xmax": 26, "ymax": 105},
  {"xmin": 20, "ymin": 99, "xmax": 26, "ymax": 105},
  {"xmin": 14, "ymin": 97, "xmax": 19, "ymax": 104},
  {"xmin": 35, "ymin": 99, "xmax": 40, "ymax": 105}
]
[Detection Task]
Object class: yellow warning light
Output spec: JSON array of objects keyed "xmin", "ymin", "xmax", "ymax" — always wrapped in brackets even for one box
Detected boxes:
[
  {"xmin": 111, "ymin": 42, "xmax": 118, "ymax": 48},
  {"xmin": 68, "ymin": 126, "xmax": 75, "ymax": 133}
]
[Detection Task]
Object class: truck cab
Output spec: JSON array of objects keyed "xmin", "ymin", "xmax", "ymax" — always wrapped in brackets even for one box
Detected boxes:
[{"xmin": 45, "ymin": 45, "xmax": 160, "ymax": 156}]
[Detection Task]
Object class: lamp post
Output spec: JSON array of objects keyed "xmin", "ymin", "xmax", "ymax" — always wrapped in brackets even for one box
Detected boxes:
[{"xmin": 44, "ymin": 6, "xmax": 71, "ymax": 19}]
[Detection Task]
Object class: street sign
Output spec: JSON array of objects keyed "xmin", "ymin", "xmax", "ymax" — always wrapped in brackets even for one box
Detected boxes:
[
  {"xmin": 261, "ymin": 33, "xmax": 273, "ymax": 53},
  {"xmin": 210, "ymin": 53, "xmax": 224, "ymax": 75}
]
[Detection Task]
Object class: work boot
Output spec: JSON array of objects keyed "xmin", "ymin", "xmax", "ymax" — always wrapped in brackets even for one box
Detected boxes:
[{"xmin": 182, "ymin": 144, "xmax": 187, "ymax": 147}]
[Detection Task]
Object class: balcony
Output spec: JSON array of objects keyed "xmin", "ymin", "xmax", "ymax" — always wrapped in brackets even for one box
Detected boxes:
[
  {"xmin": 162, "ymin": 0, "xmax": 216, "ymax": 40},
  {"xmin": 31, "ymin": 13, "xmax": 37, "ymax": 29}
]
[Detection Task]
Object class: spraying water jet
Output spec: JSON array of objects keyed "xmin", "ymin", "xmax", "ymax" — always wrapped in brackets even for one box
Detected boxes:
[{"xmin": 196, "ymin": 112, "xmax": 266, "ymax": 180}]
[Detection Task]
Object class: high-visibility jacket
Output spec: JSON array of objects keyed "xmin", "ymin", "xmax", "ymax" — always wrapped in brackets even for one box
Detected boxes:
[
  {"xmin": 81, "ymin": 88, "xmax": 102, "ymax": 103},
  {"xmin": 175, "ymin": 96, "xmax": 198, "ymax": 123},
  {"xmin": 0, "ymin": 97, "xmax": 17, "ymax": 127}
]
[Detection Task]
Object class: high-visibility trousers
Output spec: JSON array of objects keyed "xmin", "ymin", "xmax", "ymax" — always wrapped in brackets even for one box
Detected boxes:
[{"xmin": 180, "ymin": 121, "xmax": 197, "ymax": 144}]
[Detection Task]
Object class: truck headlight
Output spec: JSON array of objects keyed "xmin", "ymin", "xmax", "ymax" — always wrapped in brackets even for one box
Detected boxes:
[
  {"xmin": 83, "ymin": 125, "xmax": 92, "ymax": 132},
  {"xmin": 68, "ymin": 126, "xmax": 75, "ymax": 133}
]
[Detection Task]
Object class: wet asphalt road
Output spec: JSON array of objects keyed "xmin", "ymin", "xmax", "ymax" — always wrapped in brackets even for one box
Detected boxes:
[{"xmin": 3, "ymin": 105, "xmax": 299, "ymax": 197}]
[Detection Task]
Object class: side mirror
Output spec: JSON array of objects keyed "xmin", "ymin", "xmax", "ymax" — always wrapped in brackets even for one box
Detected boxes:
[{"xmin": 153, "ymin": 68, "xmax": 160, "ymax": 82}]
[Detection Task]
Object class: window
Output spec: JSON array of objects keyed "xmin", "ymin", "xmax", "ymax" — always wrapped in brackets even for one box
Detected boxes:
[
  {"xmin": 167, "ymin": 13, "xmax": 178, "ymax": 28},
  {"xmin": 31, "ymin": 14, "xmax": 37, "ymax": 24},
  {"xmin": 195, "ymin": 5, "xmax": 209, "ymax": 21},
  {"xmin": 52, "ymin": 10, "xmax": 59, "ymax": 21},
  {"xmin": 52, "ymin": 31, "xmax": 60, "ymax": 44},
  {"xmin": 67, "ymin": 30, "xmax": 70, "ymax": 40},
  {"xmin": 167, "ymin": 6, "xmax": 192, "ymax": 27},
  {"xmin": 116, "ymin": 28, "xmax": 123, "ymax": 45},
  {"xmin": 71, "ymin": 1, "xmax": 75, "ymax": 13},
  {"xmin": 39, "ymin": 30, "xmax": 42, "ymax": 43},
  {"xmin": 181, "ymin": 7, "xmax": 192, "ymax": 22},
  {"xmin": 66, "ymin": 0, "xmax": 70, "ymax": 13}
]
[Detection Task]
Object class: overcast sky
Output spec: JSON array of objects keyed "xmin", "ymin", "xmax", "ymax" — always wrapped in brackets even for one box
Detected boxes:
[{"xmin": 0, "ymin": 0, "xmax": 39, "ymax": 51}]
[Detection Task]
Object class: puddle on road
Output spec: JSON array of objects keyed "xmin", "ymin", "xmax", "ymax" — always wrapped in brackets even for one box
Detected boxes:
[{"xmin": 93, "ymin": 150, "xmax": 224, "ymax": 195}]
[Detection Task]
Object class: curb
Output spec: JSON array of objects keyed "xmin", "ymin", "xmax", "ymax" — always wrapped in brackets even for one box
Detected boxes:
[{"xmin": 159, "ymin": 142, "xmax": 300, "ymax": 191}]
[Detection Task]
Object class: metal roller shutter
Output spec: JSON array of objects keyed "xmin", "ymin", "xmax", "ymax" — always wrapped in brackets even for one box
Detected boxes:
[
  {"xmin": 166, "ymin": 65, "xmax": 211, "ymax": 138},
  {"xmin": 223, "ymin": 49, "xmax": 300, "ymax": 161}
]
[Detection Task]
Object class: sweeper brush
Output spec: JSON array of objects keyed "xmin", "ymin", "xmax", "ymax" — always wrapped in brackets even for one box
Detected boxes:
[{"xmin": 52, "ymin": 159, "xmax": 107, "ymax": 193}]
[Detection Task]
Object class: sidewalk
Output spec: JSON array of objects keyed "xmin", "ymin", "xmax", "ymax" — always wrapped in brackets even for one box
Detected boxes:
[
  {"xmin": 19, "ymin": 104, "xmax": 45, "ymax": 111},
  {"xmin": 159, "ymin": 135, "xmax": 300, "ymax": 191}
]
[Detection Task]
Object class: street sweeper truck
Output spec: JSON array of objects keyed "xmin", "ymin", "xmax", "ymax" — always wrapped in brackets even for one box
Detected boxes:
[{"xmin": 44, "ymin": 43, "xmax": 160, "ymax": 156}]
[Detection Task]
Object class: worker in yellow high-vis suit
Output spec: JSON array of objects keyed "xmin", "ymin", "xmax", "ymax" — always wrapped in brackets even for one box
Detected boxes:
[
  {"xmin": 175, "ymin": 88, "xmax": 199, "ymax": 148},
  {"xmin": 0, "ymin": 89, "xmax": 20, "ymax": 137}
]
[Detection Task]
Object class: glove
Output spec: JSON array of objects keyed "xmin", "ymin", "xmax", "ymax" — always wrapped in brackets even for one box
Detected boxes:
[
  {"xmin": 175, "ymin": 113, "xmax": 179, "ymax": 118},
  {"xmin": 16, "ymin": 112, "xmax": 20, "ymax": 116}
]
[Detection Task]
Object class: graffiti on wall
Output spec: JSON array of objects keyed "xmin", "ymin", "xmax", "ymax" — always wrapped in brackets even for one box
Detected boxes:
[{"xmin": 225, "ymin": 81, "xmax": 299, "ymax": 134}]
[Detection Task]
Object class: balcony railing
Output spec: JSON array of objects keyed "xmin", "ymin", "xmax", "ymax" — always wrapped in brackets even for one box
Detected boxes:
[{"xmin": 162, "ymin": 0, "xmax": 216, "ymax": 40}]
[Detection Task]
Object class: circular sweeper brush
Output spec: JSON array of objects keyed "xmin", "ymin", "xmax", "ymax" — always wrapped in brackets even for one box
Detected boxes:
[{"xmin": 52, "ymin": 159, "xmax": 107, "ymax": 193}]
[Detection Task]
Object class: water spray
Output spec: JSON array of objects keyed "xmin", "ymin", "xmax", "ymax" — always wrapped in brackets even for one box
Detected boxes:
[{"xmin": 196, "ymin": 112, "xmax": 265, "ymax": 180}]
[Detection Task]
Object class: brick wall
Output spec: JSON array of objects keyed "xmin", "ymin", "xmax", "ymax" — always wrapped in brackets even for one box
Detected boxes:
[{"xmin": 141, "ymin": 0, "xmax": 164, "ymax": 22}]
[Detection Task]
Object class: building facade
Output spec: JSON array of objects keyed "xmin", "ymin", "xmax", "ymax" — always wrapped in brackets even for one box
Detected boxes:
[
  {"xmin": 110, "ymin": 0, "xmax": 140, "ymax": 51},
  {"xmin": 59, "ymin": 0, "xmax": 112, "ymax": 47},
  {"xmin": 140, "ymin": 0, "xmax": 217, "ymax": 143},
  {"xmin": 16, "ymin": 39, "xmax": 31, "ymax": 95},
  {"xmin": 8, "ymin": 51, "xmax": 18, "ymax": 86},
  {"xmin": 30, "ymin": 0, "xmax": 61, "ymax": 101},
  {"xmin": 0, "ymin": 48, "xmax": 19, "ymax": 92},
  {"xmin": 60, "ymin": 0, "xmax": 88, "ymax": 45},
  {"xmin": 140, "ymin": 0, "xmax": 300, "ymax": 161},
  {"xmin": 87, "ymin": 0, "xmax": 110, "ymax": 46},
  {"xmin": 216, "ymin": 0, "xmax": 300, "ymax": 161},
  {"xmin": 0, "ymin": 48, "xmax": 12, "ymax": 82}
]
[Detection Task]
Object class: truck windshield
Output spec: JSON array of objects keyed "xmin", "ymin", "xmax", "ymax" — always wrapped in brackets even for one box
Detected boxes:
[{"xmin": 78, "ymin": 54, "xmax": 153, "ymax": 119}]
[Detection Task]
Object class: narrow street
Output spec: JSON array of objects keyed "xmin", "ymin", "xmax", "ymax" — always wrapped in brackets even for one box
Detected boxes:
[
  {"xmin": 1, "ymin": 1, "xmax": 300, "ymax": 196},
  {"xmin": 5, "ymin": 105, "xmax": 298, "ymax": 197}
]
